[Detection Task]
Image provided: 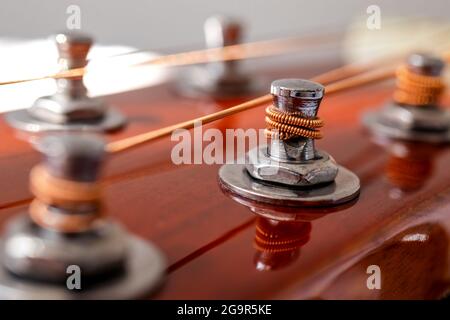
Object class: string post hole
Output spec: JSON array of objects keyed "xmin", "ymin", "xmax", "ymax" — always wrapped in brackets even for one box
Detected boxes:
[
  {"xmin": 5, "ymin": 32, "xmax": 126, "ymax": 133},
  {"xmin": 0, "ymin": 134, "xmax": 165, "ymax": 299},
  {"xmin": 219, "ymin": 78, "xmax": 360, "ymax": 207},
  {"xmin": 364, "ymin": 52, "xmax": 450, "ymax": 142}
]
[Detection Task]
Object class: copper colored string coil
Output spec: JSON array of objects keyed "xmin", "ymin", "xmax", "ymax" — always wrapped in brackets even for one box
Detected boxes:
[
  {"xmin": 254, "ymin": 235, "xmax": 309, "ymax": 253},
  {"xmin": 265, "ymin": 106, "xmax": 323, "ymax": 140},
  {"xmin": 29, "ymin": 165, "xmax": 103, "ymax": 232},
  {"xmin": 30, "ymin": 165, "xmax": 101, "ymax": 205},
  {"xmin": 29, "ymin": 199, "xmax": 101, "ymax": 233},
  {"xmin": 254, "ymin": 244, "xmax": 301, "ymax": 253},
  {"xmin": 393, "ymin": 65, "xmax": 445, "ymax": 106},
  {"xmin": 254, "ymin": 234, "xmax": 304, "ymax": 246},
  {"xmin": 254, "ymin": 221, "xmax": 311, "ymax": 253},
  {"xmin": 265, "ymin": 106, "xmax": 324, "ymax": 128}
]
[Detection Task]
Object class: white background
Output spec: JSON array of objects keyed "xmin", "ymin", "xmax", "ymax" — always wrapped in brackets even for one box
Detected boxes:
[{"xmin": 0, "ymin": 0, "xmax": 448, "ymax": 49}]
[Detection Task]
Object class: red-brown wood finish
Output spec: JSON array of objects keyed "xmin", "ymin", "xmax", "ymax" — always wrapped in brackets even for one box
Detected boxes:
[{"xmin": 0, "ymin": 60, "xmax": 449, "ymax": 300}]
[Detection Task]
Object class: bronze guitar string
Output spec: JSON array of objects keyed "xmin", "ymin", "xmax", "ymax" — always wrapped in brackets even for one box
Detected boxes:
[
  {"xmin": 1, "ymin": 19, "xmax": 448, "ymax": 87},
  {"xmin": 105, "ymin": 63, "xmax": 398, "ymax": 154},
  {"xmin": 0, "ymin": 34, "xmax": 337, "ymax": 87},
  {"xmin": 393, "ymin": 64, "xmax": 445, "ymax": 106},
  {"xmin": 264, "ymin": 106, "xmax": 324, "ymax": 140},
  {"xmin": 29, "ymin": 164, "xmax": 103, "ymax": 233}
]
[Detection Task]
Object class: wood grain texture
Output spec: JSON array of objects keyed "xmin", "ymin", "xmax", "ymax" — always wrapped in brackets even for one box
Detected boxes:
[{"xmin": 0, "ymin": 60, "xmax": 449, "ymax": 299}]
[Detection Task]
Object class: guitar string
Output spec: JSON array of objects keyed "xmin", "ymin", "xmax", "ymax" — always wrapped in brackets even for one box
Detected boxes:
[
  {"xmin": 0, "ymin": 34, "xmax": 338, "ymax": 86},
  {"xmin": 1, "ymin": 20, "xmax": 449, "ymax": 87},
  {"xmin": 105, "ymin": 38, "xmax": 450, "ymax": 155},
  {"xmin": 105, "ymin": 63, "xmax": 399, "ymax": 154}
]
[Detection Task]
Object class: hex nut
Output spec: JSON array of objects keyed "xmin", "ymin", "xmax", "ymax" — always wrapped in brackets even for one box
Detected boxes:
[{"xmin": 245, "ymin": 146, "xmax": 339, "ymax": 186}]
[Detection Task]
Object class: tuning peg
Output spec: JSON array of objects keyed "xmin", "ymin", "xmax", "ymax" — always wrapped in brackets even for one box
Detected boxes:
[
  {"xmin": 0, "ymin": 134, "xmax": 165, "ymax": 299},
  {"xmin": 204, "ymin": 15, "xmax": 243, "ymax": 48},
  {"xmin": 248, "ymin": 79, "xmax": 337, "ymax": 186},
  {"xmin": 219, "ymin": 78, "xmax": 360, "ymax": 206},
  {"xmin": 6, "ymin": 32, "xmax": 126, "ymax": 133},
  {"xmin": 36, "ymin": 134, "xmax": 105, "ymax": 182},
  {"xmin": 176, "ymin": 15, "xmax": 264, "ymax": 99},
  {"xmin": 364, "ymin": 52, "xmax": 450, "ymax": 143},
  {"xmin": 55, "ymin": 32, "xmax": 93, "ymax": 64}
]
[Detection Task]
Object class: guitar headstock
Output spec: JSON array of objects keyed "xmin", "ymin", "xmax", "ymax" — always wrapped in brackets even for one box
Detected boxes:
[{"xmin": 0, "ymin": 11, "xmax": 449, "ymax": 301}]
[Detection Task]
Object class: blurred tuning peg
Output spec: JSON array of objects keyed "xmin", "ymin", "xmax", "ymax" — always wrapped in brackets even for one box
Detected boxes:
[
  {"xmin": 176, "ymin": 15, "xmax": 264, "ymax": 99},
  {"xmin": 0, "ymin": 134, "xmax": 165, "ymax": 299},
  {"xmin": 6, "ymin": 32, "xmax": 126, "ymax": 133},
  {"xmin": 364, "ymin": 52, "xmax": 450, "ymax": 143}
]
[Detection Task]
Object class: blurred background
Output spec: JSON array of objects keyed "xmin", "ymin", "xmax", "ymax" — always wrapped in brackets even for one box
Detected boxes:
[{"xmin": 0, "ymin": 0, "xmax": 449, "ymax": 49}]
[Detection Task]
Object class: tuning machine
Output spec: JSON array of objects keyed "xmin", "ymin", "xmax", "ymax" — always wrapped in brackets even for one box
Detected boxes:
[
  {"xmin": 6, "ymin": 32, "xmax": 126, "ymax": 133},
  {"xmin": 219, "ymin": 79, "xmax": 360, "ymax": 207},
  {"xmin": 176, "ymin": 15, "xmax": 264, "ymax": 99},
  {"xmin": 0, "ymin": 134, "xmax": 165, "ymax": 299},
  {"xmin": 364, "ymin": 53, "xmax": 450, "ymax": 143}
]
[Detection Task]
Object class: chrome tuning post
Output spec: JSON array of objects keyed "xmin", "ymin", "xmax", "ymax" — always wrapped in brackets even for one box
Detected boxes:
[
  {"xmin": 176, "ymin": 15, "xmax": 264, "ymax": 99},
  {"xmin": 6, "ymin": 32, "xmax": 126, "ymax": 133},
  {"xmin": 219, "ymin": 79, "xmax": 360, "ymax": 206},
  {"xmin": 0, "ymin": 134, "xmax": 165, "ymax": 299},
  {"xmin": 364, "ymin": 53, "xmax": 450, "ymax": 143}
]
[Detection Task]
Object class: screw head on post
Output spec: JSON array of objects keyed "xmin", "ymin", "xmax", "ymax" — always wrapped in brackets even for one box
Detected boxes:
[
  {"xmin": 270, "ymin": 79, "xmax": 325, "ymax": 99},
  {"xmin": 407, "ymin": 53, "xmax": 445, "ymax": 76}
]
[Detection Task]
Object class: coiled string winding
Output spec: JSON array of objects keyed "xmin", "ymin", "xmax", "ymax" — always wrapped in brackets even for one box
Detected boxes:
[
  {"xmin": 29, "ymin": 165, "xmax": 103, "ymax": 233},
  {"xmin": 393, "ymin": 65, "xmax": 445, "ymax": 106},
  {"xmin": 264, "ymin": 106, "xmax": 324, "ymax": 140}
]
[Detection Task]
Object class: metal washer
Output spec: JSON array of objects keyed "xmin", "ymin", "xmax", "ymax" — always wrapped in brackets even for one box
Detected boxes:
[
  {"xmin": 5, "ymin": 108, "xmax": 126, "ymax": 133},
  {"xmin": 176, "ymin": 67, "xmax": 266, "ymax": 99},
  {"xmin": 0, "ymin": 235, "xmax": 166, "ymax": 299},
  {"xmin": 363, "ymin": 112, "xmax": 450, "ymax": 143},
  {"xmin": 219, "ymin": 164, "xmax": 360, "ymax": 207}
]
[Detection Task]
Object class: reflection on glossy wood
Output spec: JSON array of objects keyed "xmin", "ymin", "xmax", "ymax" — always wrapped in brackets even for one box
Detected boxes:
[{"xmin": 0, "ymin": 61, "xmax": 450, "ymax": 299}]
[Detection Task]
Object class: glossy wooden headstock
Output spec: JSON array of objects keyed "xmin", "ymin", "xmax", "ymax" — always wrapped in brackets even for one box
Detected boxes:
[{"xmin": 0, "ymin": 55, "xmax": 449, "ymax": 299}]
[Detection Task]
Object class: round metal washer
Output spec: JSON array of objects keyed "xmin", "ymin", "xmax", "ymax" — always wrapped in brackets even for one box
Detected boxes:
[
  {"xmin": 175, "ymin": 66, "xmax": 266, "ymax": 99},
  {"xmin": 5, "ymin": 108, "xmax": 126, "ymax": 133},
  {"xmin": 219, "ymin": 164, "xmax": 360, "ymax": 207},
  {"xmin": 0, "ymin": 235, "xmax": 166, "ymax": 299},
  {"xmin": 363, "ymin": 112, "xmax": 450, "ymax": 143}
]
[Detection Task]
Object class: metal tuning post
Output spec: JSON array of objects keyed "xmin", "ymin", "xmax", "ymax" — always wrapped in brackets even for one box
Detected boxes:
[
  {"xmin": 0, "ymin": 134, "xmax": 165, "ymax": 299},
  {"xmin": 364, "ymin": 53, "xmax": 450, "ymax": 142},
  {"xmin": 6, "ymin": 32, "xmax": 126, "ymax": 133},
  {"xmin": 176, "ymin": 15, "xmax": 263, "ymax": 99},
  {"xmin": 219, "ymin": 79, "xmax": 360, "ymax": 206}
]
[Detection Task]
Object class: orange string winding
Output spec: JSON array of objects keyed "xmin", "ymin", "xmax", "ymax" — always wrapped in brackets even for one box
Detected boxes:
[
  {"xmin": 393, "ymin": 65, "xmax": 445, "ymax": 106},
  {"xmin": 29, "ymin": 165, "xmax": 103, "ymax": 233}
]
